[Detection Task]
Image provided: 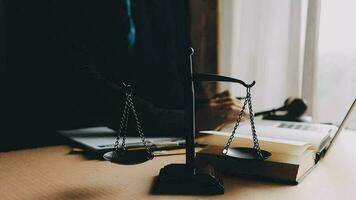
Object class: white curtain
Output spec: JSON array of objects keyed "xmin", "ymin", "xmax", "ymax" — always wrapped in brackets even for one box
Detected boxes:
[{"xmin": 218, "ymin": 0, "xmax": 314, "ymax": 113}]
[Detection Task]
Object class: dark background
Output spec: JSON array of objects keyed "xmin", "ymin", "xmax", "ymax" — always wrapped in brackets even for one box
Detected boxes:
[
  {"xmin": 0, "ymin": 0, "xmax": 217, "ymax": 150},
  {"xmin": 1, "ymin": 0, "xmax": 191, "ymax": 151}
]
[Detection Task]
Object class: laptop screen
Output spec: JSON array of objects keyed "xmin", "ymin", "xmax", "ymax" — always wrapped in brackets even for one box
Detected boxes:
[
  {"xmin": 326, "ymin": 99, "xmax": 355, "ymax": 153},
  {"xmin": 345, "ymin": 99, "xmax": 356, "ymax": 130}
]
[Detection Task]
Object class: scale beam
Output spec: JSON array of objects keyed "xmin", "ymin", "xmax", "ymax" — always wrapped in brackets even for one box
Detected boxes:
[{"xmin": 193, "ymin": 73, "xmax": 255, "ymax": 88}]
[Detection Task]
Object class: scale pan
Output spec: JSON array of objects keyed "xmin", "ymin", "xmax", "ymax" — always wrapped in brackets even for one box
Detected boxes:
[
  {"xmin": 103, "ymin": 149, "xmax": 154, "ymax": 165},
  {"xmin": 224, "ymin": 147, "xmax": 271, "ymax": 160}
]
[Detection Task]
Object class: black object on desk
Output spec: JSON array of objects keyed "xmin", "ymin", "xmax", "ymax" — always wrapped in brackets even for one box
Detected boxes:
[
  {"xmin": 255, "ymin": 97, "xmax": 309, "ymax": 122},
  {"xmin": 153, "ymin": 47, "xmax": 270, "ymax": 195}
]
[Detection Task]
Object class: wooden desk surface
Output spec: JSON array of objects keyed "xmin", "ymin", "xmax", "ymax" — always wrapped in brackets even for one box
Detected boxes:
[{"xmin": 1, "ymin": 130, "xmax": 356, "ymax": 200}]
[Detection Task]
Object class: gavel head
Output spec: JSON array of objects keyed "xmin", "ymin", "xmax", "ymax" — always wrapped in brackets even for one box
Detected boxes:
[{"xmin": 283, "ymin": 97, "xmax": 308, "ymax": 118}]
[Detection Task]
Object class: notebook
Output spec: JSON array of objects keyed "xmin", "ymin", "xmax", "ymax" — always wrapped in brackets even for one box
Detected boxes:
[{"xmin": 196, "ymin": 99, "xmax": 355, "ymax": 184}]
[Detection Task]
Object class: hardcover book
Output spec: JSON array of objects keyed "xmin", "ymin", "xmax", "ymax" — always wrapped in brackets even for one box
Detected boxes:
[{"xmin": 196, "ymin": 120, "xmax": 338, "ymax": 184}]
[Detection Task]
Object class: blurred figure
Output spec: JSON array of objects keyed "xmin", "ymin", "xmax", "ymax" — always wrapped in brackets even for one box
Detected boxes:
[{"xmin": 2, "ymin": 0, "xmax": 245, "ymax": 151}]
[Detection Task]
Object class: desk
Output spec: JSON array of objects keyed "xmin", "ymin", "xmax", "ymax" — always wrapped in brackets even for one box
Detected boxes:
[{"xmin": 1, "ymin": 130, "xmax": 356, "ymax": 200}]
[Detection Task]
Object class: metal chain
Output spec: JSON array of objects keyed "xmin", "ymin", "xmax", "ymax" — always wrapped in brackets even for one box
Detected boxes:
[
  {"xmin": 127, "ymin": 95, "xmax": 153, "ymax": 158},
  {"xmin": 119, "ymin": 94, "xmax": 130, "ymax": 151},
  {"xmin": 222, "ymin": 93, "xmax": 248, "ymax": 154},
  {"xmin": 114, "ymin": 93, "xmax": 130, "ymax": 151},
  {"xmin": 246, "ymin": 88, "xmax": 264, "ymax": 159},
  {"xmin": 112, "ymin": 83, "xmax": 153, "ymax": 160},
  {"xmin": 222, "ymin": 87, "xmax": 264, "ymax": 159}
]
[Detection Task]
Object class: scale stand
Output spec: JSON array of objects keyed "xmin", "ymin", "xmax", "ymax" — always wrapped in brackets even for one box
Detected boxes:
[
  {"xmin": 153, "ymin": 47, "xmax": 258, "ymax": 195},
  {"xmin": 153, "ymin": 163, "xmax": 223, "ymax": 195},
  {"xmin": 153, "ymin": 48, "xmax": 223, "ymax": 195}
]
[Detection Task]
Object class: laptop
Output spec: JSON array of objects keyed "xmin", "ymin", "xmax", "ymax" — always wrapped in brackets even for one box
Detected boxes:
[
  {"xmin": 324, "ymin": 98, "xmax": 355, "ymax": 154},
  {"xmin": 58, "ymin": 127, "xmax": 184, "ymax": 153}
]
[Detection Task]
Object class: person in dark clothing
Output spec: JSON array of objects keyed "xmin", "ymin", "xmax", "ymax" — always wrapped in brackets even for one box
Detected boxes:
[
  {"xmin": 2, "ymin": 0, "xmax": 245, "ymax": 151},
  {"xmin": 49, "ymin": 0, "xmax": 188, "ymax": 135}
]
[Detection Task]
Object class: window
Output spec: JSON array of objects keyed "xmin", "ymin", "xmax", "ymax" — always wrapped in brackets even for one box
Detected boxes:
[
  {"xmin": 316, "ymin": 0, "xmax": 356, "ymax": 123},
  {"xmin": 218, "ymin": 0, "xmax": 355, "ymax": 124}
]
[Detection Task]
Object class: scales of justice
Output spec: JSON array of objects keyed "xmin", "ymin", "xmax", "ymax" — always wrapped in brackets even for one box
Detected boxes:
[{"xmin": 103, "ymin": 47, "xmax": 271, "ymax": 195}]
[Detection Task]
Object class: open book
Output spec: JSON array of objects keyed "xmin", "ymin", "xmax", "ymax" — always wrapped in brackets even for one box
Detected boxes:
[{"xmin": 196, "ymin": 120, "xmax": 338, "ymax": 184}]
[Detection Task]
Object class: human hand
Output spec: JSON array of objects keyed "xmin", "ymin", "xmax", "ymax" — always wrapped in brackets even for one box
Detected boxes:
[
  {"xmin": 209, "ymin": 90, "xmax": 249, "ymax": 122},
  {"xmin": 196, "ymin": 90, "xmax": 249, "ymax": 130}
]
